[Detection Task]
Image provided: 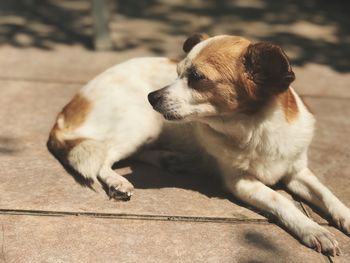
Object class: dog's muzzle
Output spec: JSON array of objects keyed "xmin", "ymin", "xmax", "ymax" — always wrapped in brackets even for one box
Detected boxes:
[
  {"xmin": 148, "ymin": 90, "xmax": 163, "ymax": 109},
  {"xmin": 148, "ymin": 87, "xmax": 182, "ymax": 121}
]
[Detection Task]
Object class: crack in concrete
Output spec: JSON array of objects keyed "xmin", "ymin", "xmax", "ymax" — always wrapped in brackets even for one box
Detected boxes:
[{"xmin": 0, "ymin": 208, "xmax": 270, "ymax": 224}]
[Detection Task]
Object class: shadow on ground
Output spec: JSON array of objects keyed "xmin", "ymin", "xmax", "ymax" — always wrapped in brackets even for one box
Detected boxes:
[
  {"xmin": 114, "ymin": 159, "xmax": 229, "ymax": 199},
  {"xmin": 0, "ymin": 0, "xmax": 93, "ymax": 49},
  {"xmin": 1, "ymin": 0, "xmax": 350, "ymax": 71}
]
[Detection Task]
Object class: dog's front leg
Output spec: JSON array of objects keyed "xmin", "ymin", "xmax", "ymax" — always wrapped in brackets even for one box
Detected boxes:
[
  {"xmin": 284, "ymin": 168, "xmax": 350, "ymax": 236},
  {"xmin": 228, "ymin": 174, "xmax": 340, "ymax": 255}
]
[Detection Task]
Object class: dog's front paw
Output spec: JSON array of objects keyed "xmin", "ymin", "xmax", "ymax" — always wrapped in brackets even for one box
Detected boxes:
[
  {"xmin": 333, "ymin": 209, "xmax": 350, "ymax": 236},
  {"xmin": 301, "ymin": 224, "xmax": 340, "ymax": 256},
  {"xmin": 108, "ymin": 181, "xmax": 134, "ymax": 201}
]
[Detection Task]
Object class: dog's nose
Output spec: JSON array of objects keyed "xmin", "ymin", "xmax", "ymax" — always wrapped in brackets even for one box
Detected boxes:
[{"xmin": 148, "ymin": 91, "xmax": 162, "ymax": 106}]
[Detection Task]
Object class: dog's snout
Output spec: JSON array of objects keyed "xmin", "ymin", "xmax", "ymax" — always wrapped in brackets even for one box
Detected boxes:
[{"xmin": 148, "ymin": 91, "xmax": 163, "ymax": 107}]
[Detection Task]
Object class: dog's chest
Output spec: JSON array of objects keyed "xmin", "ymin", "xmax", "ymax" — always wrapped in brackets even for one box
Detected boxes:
[{"xmin": 196, "ymin": 123, "xmax": 293, "ymax": 185}]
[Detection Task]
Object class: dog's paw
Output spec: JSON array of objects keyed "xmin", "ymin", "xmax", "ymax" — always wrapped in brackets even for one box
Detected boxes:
[
  {"xmin": 301, "ymin": 224, "xmax": 340, "ymax": 256},
  {"xmin": 108, "ymin": 181, "xmax": 134, "ymax": 201},
  {"xmin": 333, "ymin": 210, "xmax": 350, "ymax": 236}
]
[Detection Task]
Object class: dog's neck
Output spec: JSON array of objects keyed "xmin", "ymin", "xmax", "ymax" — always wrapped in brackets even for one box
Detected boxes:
[{"xmin": 198, "ymin": 96, "xmax": 283, "ymax": 148}]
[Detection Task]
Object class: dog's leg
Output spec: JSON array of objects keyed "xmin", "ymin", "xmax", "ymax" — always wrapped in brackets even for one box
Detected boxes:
[
  {"xmin": 284, "ymin": 168, "xmax": 350, "ymax": 235},
  {"xmin": 227, "ymin": 174, "xmax": 340, "ymax": 255},
  {"xmin": 66, "ymin": 139, "xmax": 135, "ymax": 200},
  {"xmin": 98, "ymin": 154, "xmax": 134, "ymax": 200}
]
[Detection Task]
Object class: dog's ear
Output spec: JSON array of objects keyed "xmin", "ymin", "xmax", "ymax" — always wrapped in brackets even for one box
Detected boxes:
[
  {"xmin": 183, "ymin": 33, "xmax": 209, "ymax": 53},
  {"xmin": 243, "ymin": 42, "xmax": 295, "ymax": 96}
]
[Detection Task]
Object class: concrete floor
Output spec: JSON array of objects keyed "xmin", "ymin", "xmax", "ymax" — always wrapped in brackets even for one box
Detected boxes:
[{"xmin": 0, "ymin": 0, "xmax": 350, "ymax": 262}]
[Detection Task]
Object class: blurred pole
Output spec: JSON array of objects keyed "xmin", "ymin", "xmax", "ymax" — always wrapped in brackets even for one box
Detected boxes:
[{"xmin": 91, "ymin": 0, "xmax": 113, "ymax": 51}]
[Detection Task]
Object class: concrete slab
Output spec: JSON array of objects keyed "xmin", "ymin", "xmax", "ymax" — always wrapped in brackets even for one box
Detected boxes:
[
  {"xmin": 298, "ymin": 97, "xmax": 350, "ymax": 224},
  {"xmin": 0, "ymin": 214, "xmax": 326, "ymax": 263},
  {"xmin": 0, "ymin": 1, "xmax": 349, "ymax": 261},
  {"xmin": 0, "ymin": 45, "xmax": 141, "ymax": 84},
  {"xmin": 293, "ymin": 64, "xmax": 350, "ymax": 99}
]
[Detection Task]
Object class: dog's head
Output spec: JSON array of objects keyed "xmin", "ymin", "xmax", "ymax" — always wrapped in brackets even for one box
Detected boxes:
[{"xmin": 148, "ymin": 34, "xmax": 295, "ymax": 121}]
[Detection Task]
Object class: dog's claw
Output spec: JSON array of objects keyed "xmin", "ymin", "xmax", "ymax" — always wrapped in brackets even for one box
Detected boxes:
[
  {"xmin": 302, "ymin": 225, "xmax": 340, "ymax": 256},
  {"xmin": 108, "ymin": 183, "xmax": 134, "ymax": 201}
]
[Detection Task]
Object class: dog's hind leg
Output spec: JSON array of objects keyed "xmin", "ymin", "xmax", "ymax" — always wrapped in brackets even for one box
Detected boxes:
[
  {"xmin": 64, "ymin": 139, "xmax": 136, "ymax": 199},
  {"xmin": 96, "ymin": 139, "xmax": 155, "ymax": 200},
  {"xmin": 66, "ymin": 139, "xmax": 106, "ymax": 182}
]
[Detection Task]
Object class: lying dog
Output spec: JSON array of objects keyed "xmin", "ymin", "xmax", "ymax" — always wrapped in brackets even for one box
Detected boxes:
[{"xmin": 48, "ymin": 34, "xmax": 350, "ymax": 255}]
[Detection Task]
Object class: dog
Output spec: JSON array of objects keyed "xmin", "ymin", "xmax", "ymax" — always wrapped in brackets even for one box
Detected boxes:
[{"xmin": 48, "ymin": 34, "xmax": 350, "ymax": 255}]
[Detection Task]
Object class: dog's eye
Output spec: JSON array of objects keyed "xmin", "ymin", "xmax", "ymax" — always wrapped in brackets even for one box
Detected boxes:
[{"xmin": 188, "ymin": 69, "xmax": 205, "ymax": 82}]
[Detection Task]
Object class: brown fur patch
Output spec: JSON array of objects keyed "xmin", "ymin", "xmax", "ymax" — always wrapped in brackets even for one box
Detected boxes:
[
  {"xmin": 242, "ymin": 42, "xmax": 295, "ymax": 97},
  {"xmin": 186, "ymin": 36, "xmax": 297, "ymax": 116},
  {"xmin": 191, "ymin": 36, "xmax": 251, "ymax": 112},
  {"xmin": 60, "ymin": 94, "xmax": 91, "ymax": 131},
  {"xmin": 47, "ymin": 94, "xmax": 91, "ymax": 160},
  {"xmin": 183, "ymin": 33, "xmax": 209, "ymax": 53},
  {"xmin": 277, "ymin": 88, "xmax": 298, "ymax": 123},
  {"xmin": 194, "ymin": 36, "xmax": 250, "ymax": 80}
]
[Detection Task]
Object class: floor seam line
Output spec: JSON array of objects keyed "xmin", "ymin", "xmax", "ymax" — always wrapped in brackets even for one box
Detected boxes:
[{"xmin": 0, "ymin": 209, "xmax": 270, "ymax": 224}]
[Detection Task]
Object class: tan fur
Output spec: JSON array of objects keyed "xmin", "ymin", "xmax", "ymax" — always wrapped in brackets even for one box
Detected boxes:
[
  {"xmin": 191, "ymin": 37, "xmax": 251, "ymax": 112},
  {"xmin": 277, "ymin": 88, "xmax": 299, "ymax": 123},
  {"xmin": 194, "ymin": 36, "xmax": 250, "ymax": 81},
  {"xmin": 192, "ymin": 80, "xmax": 239, "ymax": 112},
  {"xmin": 60, "ymin": 94, "xmax": 92, "ymax": 131},
  {"xmin": 47, "ymin": 94, "xmax": 91, "ymax": 159},
  {"xmin": 188, "ymin": 37, "xmax": 298, "ymax": 116}
]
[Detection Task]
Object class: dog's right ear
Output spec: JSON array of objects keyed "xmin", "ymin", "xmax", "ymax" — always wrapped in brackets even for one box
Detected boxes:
[{"xmin": 183, "ymin": 33, "xmax": 209, "ymax": 53}]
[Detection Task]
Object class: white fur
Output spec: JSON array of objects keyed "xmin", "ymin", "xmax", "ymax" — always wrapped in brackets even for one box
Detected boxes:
[{"xmin": 54, "ymin": 57, "xmax": 177, "ymax": 198}]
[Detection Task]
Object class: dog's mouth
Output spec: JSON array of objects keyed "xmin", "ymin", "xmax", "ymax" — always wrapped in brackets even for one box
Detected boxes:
[
  {"xmin": 152, "ymin": 106, "xmax": 183, "ymax": 121},
  {"xmin": 162, "ymin": 113, "xmax": 183, "ymax": 121},
  {"xmin": 149, "ymin": 100, "xmax": 183, "ymax": 121}
]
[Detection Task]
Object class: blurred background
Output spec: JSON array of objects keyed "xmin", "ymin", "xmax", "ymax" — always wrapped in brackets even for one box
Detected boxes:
[{"xmin": 1, "ymin": 0, "xmax": 350, "ymax": 71}]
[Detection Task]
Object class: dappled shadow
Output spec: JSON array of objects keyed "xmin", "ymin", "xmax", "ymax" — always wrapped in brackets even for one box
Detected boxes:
[
  {"xmin": 0, "ymin": 137, "xmax": 23, "ymax": 155},
  {"xmin": 112, "ymin": 0, "xmax": 350, "ymax": 71},
  {"xmin": 0, "ymin": 0, "xmax": 93, "ymax": 49},
  {"xmin": 244, "ymin": 231, "xmax": 280, "ymax": 252},
  {"xmin": 244, "ymin": 230, "xmax": 279, "ymax": 251},
  {"xmin": 1, "ymin": 0, "xmax": 349, "ymax": 71}
]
